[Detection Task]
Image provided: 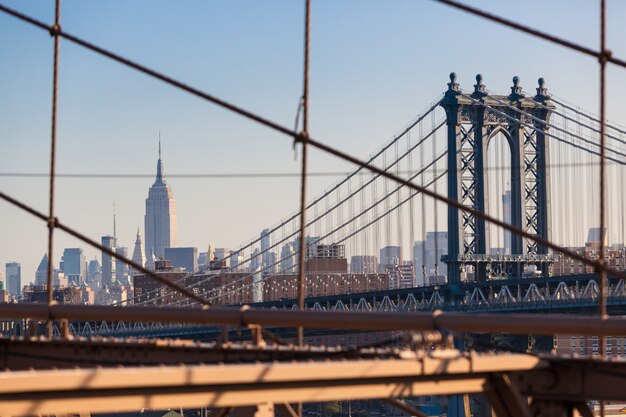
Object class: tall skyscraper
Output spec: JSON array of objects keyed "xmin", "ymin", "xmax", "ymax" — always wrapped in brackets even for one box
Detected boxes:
[
  {"xmin": 61, "ymin": 248, "xmax": 86, "ymax": 286},
  {"xmin": 87, "ymin": 258, "xmax": 101, "ymax": 282},
  {"xmin": 260, "ymin": 229, "xmax": 272, "ymax": 270},
  {"xmin": 229, "ymin": 249, "xmax": 244, "ymax": 271},
  {"xmin": 379, "ymin": 246, "xmax": 402, "ymax": 272},
  {"xmin": 164, "ymin": 247, "xmax": 198, "ymax": 272},
  {"xmin": 5, "ymin": 262, "xmax": 21, "ymax": 297},
  {"xmin": 35, "ymin": 253, "xmax": 49, "ymax": 286},
  {"xmin": 425, "ymin": 231, "xmax": 448, "ymax": 278},
  {"xmin": 115, "ymin": 247, "xmax": 129, "ymax": 283},
  {"xmin": 280, "ymin": 243, "xmax": 295, "ymax": 273},
  {"xmin": 101, "ymin": 235, "xmax": 117, "ymax": 286},
  {"xmin": 131, "ymin": 228, "xmax": 146, "ymax": 275},
  {"xmin": 502, "ymin": 190, "xmax": 512, "ymax": 254},
  {"xmin": 145, "ymin": 142, "xmax": 178, "ymax": 259},
  {"xmin": 413, "ymin": 241, "xmax": 426, "ymax": 286}
]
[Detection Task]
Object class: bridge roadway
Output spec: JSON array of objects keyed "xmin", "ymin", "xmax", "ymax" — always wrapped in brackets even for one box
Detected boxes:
[{"xmin": 2, "ymin": 273, "xmax": 624, "ymax": 339}]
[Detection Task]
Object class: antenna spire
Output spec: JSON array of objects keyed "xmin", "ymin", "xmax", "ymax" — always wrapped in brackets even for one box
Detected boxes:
[
  {"xmin": 158, "ymin": 131, "xmax": 161, "ymax": 160},
  {"xmin": 113, "ymin": 201, "xmax": 117, "ymax": 239}
]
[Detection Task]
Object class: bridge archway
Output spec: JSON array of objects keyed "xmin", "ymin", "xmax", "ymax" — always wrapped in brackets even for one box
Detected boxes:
[
  {"xmin": 485, "ymin": 128, "xmax": 513, "ymax": 262},
  {"xmin": 440, "ymin": 73, "xmax": 554, "ymax": 284}
]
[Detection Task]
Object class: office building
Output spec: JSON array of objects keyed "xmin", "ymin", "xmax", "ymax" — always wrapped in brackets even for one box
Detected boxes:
[
  {"xmin": 35, "ymin": 253, "xmax": 49, "ymax": 286},
  {"xmin": 61, "ymin": 248, "xmax": 86, "ymax": 286},
  {"xmin": 280, "ymin": 243, "xmax": 295, "ymax": 273},
  {"xmin": 229, "ymin": 249, "xmax": 244, "ymax": 271},
  {"xmin": 503, "ymin": 190, "xmax": 512, "ymax": 254},
  {"xmin": 379, "ymin": 246, "xmax": 402, "ymax": 272},
  {"xmin": 164, "ymin": 247, "xmax": 198, "ymax": 272},
  {"xmin": 87, "ymin": 258, "xmax": 101, "ymax": 282},
  {"xmin": 425, "ymin": 231, "xmax": 448, "ymax": 279},
  {"xmin": 115, "ymin": 246, "xmax": 130, "ymax": 284},
  {"xmin": 213, "ymin": 247, "xmax": 229, "ymax": 262},
  {"xmin": 101, "ymin": 235, "xmax": 117, "ymax": 286},
  {"xmin": 350, "ymin": 255, "xmax": 377, "ymax": 274},
  {"xmin": 131, "ymin": 228, "xmax": 146, "ymax": 274},
  {"xmin": 144, "ymin": 142, "xmax": 178, "ymax": 259},
  {"xmin": 413, "ymin": 241, "xmax": 426, "ymax": 286},
  {"xmin": 5, "ymin": 262, "xmax": 21, "ymax": 297},
  {"xmin": 260, "ymin": 229, "xmax": 277, "ymax": 274},
  {"xmin": 250, "ymin": 248, "xmax": 261, "ymax": 273}
]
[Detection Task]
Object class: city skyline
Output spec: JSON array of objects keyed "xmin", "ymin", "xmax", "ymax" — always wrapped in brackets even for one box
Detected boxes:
[{"xmin": 3, "ymin": 1, "xmax": 626, "ymax": 282}]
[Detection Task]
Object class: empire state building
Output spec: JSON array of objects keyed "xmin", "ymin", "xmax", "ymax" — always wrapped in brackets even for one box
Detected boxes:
[{"xmin": 144, "ymin": 143, "xmax": 178, "ymax": 259}]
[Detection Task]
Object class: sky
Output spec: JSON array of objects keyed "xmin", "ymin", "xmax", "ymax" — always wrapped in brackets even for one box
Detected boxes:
[{"xmin": 2, "ymin": 0, "xmax": 626, "ymax": 283}]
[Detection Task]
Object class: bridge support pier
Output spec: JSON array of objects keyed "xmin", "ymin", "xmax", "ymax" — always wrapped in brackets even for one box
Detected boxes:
[{"xmin": 440, "ymin": 73, "xmax": 555, "ymax": 283}]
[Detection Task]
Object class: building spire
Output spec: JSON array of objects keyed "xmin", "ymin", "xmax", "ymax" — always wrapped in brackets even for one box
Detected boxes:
[
  {"xmin": 154, "ymin": 134, "xmax": 165, "ymax": 185},
  {"xmin": 113, "ymin": 201, "xmax": 117, "ymax": 239}
]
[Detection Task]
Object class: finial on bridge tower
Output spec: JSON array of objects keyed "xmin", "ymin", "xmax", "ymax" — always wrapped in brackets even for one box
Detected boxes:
[
  {"xmin": 535, "ymin": 77, "xmax": 550, "ymax": 102},
  {"xmin": 472, "ymin": 73, "xmax": 487, "ymax": 98},
  {"xmin": 447, "ymin": 72, "xmax": 460, "ymax": 92},
  {"xmin": 509, "ymin": 75, "xmax": 524, "ymax": 101}
]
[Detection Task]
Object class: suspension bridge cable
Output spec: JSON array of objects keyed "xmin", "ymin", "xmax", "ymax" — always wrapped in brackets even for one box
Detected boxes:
[
  {"xmin": 191, "ymin": 167, "xmax": 450, "ymax": 305},
  {"xmin": 552, "ymin": 96, "xmax": 626, "ymax": 137},
  {"xmin": 459, "ymin": 94, "xmax": 626, "ymax": 166},
  {"xmin": 432, "ymin": 0, "xmax": 626, "ymax": 69},
  {"xmin": 432, "ymin": 112, "xmax": 440, "ymax": 277},
  {"xmin": 474, "ymin": 93, "xmax": 626, "ymax": 160}
]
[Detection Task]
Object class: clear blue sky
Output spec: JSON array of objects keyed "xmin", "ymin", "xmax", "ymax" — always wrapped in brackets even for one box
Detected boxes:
[{"xmin": 2, "ymin": 0, "xmax": 626, "ymax": 282}]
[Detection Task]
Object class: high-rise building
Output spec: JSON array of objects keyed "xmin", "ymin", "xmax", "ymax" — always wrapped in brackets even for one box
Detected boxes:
[
  {"xmin": 229, "ymin": 249, "xmax": 244, "ymax": 271},
  {"xmin": 87, "ymin": 258, "xmax": 101, "ymax": 282},
  {"xmin": 503, "ymin": 190, "xmax": 512, "ymax": 254},
  {"xmin": 280, "ymin": 243, "xmax": 295, "ymax": 273},
  {"xmin": 350, "ymin": 255, "xmax": 377, "ymax": 274},
  {"xmin": 35, "ymin": 253, "xmax": 49, "ymax": 286},
  {"xmin": 379, "ymin": 246, "xmax": 401, "ymax": 272},
  {"xmin": 250, "ymin": 248, "xmax": 261, "ymax": 273},
  {"xmin": 213, "ymin": 248, "xmax": 229, "ymax": 262},
  {"xmin": 101, "ymin": 235, "xmax": 117, "ymax": 286},
  {"xmin": 115, "ymin": 247, "xmax": 129, "ymax": 283},
  {"xmin": 413, "ymin": 241, "xmax": 426, "ymax": 286},
  {"xmin": 260, "ymin": 229, "xmax": 275, "ymax": 274},
  {"xmin": 164, "ymin": 247, "xmax": 198, "ymax": 272},
  {"xmin": 5, "ymin": 262, "xmax": 21, "ymax": 297},
  {"xmin": 144, "ymin": 142, "xmax": 178, "ymax": 259},
  {"xmin": 425, "ymin": 231, "xmax": 448, "ymax": 278},
  {"xmin": 131, "ymin": 228, "xmax": 146, "ymax": 275},
  {"xmin": 61, "ymin": 248, "xmax": 86, "ymax": 286}
]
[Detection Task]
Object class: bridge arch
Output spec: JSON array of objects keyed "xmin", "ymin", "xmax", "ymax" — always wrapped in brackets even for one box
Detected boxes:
[{"xmin": 440, "ymin": 73, "xmax": 554, "ymax": 284}]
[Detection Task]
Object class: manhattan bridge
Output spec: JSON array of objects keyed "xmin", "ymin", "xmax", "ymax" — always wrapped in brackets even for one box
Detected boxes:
[{"xmin": 4, "ymin": 1, "xmax": 626, "ymax": 417}]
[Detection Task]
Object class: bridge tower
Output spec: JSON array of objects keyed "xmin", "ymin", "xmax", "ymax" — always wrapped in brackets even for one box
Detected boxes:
[{"xmin": 440, "ymin": 73, "xmax": 555, "ymax": 284}]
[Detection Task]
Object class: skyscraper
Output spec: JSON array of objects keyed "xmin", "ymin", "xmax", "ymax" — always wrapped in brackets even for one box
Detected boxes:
[
  {"xmin": 260, "ymin": 229, "xmax": 272, "ymax": 270},
  {"xmin": 115, "ymin": 247, "xmax": 129, "ymax": 283},
  {"xmin": 131, "ymin": 228, "xmax": 146, "ymax": 275},
  {"xmin": 5, "ymin": 262, "xmax": 21, "ymax": 297},
  {"xmin": 144, "ymin": 142, "xmax": 178, "ymax": 259},
  {"xmin": 503, "ymin": 190, "xmax": 512, "ymax": 254},
  {"xmin": 61, "ymin": 248, "xmax": 86, "ymax": 286},
  {"xmin": 35, "ymin": 253, "xmax": 49, "ymax": 286},
  {"xmin": 379, "ymin": 246, "xmax": 401, "ymax": 272},
  {"xmin": 101, "ymin": 235, "xmax": 117, "ymax": 286},
  {"xmin": 164, "ymin": 247, "xmax": 198, "ymax": 272}
]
